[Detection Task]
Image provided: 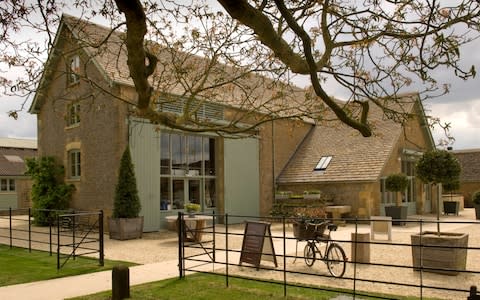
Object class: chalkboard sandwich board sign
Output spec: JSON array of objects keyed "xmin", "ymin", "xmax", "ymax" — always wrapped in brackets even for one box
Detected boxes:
[{"xmin": 239, "ymin": 221, "xmax": 277, "ymax": 269}]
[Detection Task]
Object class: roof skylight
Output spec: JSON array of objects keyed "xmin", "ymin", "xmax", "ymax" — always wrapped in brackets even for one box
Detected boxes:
[
  {"xmin": 314, "ymin": 156, "xmax": 332, "ymax": 171},
  {"xmin": 4, "ymin": 155, "xmax": 23, "ymax": 163}
]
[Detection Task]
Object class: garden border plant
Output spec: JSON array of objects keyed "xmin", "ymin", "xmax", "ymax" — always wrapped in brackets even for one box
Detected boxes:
[{"xmin": 25, "ymin": 156, "xmax": 75, "ymax": 226}]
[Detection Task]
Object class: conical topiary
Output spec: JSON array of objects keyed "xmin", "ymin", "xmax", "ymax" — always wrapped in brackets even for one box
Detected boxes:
[{"xmin": 113, "ymin": 147, "xmax": 141, "ymax": 218}]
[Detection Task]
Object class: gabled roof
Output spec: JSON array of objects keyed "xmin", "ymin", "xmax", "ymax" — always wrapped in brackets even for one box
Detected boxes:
[
  {"xmin": 0, "ymin": 139, "xmax": 37, "ymax": 176},
  {"xmin": 277, "ymin": 93, "xmax": 431, "ymax": 184},
  {"xmin": 452, "ymin": 149, "xmax": 480, "ymax": 182},
  {"xmin": 29, "ymin": 15, "xmax": 311, "ymax": 118}
]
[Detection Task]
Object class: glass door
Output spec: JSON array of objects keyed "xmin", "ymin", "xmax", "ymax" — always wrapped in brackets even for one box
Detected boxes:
[
  {"xmin": 188, "ymin": 179, "xmax": 201, "ymax": 206},
  {"xmin": 172, "ymin": 179, "xmax": 185, "ymax": 209}
]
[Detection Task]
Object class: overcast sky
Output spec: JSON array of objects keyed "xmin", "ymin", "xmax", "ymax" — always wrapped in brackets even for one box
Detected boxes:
[{"xmin": 1, "ymin": 5, "xmax": 479, "ymax": 150}]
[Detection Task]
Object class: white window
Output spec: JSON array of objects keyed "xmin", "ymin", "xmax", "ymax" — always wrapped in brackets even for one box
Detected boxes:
[
  {"xmin": 67, "ymin": 102, "xmax": 80, "ymax": 126},
  {"xmin": 314, "ymin": 156, "xmax": 332, "ymax": 171},
  {"xmin": 68, "ymin": 55, "xmax": 80, "ymax": 85},
  {"xmin": 68, "ymin": 150, "xmax": 81, "ymax": 179},
  {"xmin": 160, "ymin": 133, "xmax": 217, "ymax": 210},
  {"xmin": 0, "ymin": 178, "xmax": 15, "ymax": 192}
]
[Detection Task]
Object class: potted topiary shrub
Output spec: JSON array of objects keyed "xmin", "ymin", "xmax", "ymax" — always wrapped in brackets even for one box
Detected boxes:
[
  {"xmin": 384, "ymin": 173, "xmax": 409, "ymax": 226},
  {"xmin": 442, "ymin": 180, "xmax": 461, "ymax": 215},
  {"xmin": 472, "ymin": 190, "xmax": 480, "ymax": 220},
  {"xmin": 411, "ymin": 149, "xmax": 466, "ymax": 275},
  {"xmin": 108, "ymin": 147, "xmax": 143, "ymax": 240}
]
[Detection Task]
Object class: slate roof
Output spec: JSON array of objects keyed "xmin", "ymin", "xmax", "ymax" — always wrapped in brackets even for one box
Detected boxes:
[
  {"xmin": 277, "ymin": 93, "xmax": 426, "ymax": 184},
  {"xmin": 452, "ymin": 149, "xmax": 480, "ymax": 182},
  {"xmin": 0, "ymin": 139, "xmax": 37, "ymax": 176},
  {"xmin": 30, "ymin": 15, "xmax": 313, "ymax": 118}
]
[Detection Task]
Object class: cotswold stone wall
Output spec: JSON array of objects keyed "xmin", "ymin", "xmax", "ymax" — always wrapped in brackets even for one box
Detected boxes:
[{"xmin": 36, "ymin": 29, "xmax": 129, "ymax": 216}]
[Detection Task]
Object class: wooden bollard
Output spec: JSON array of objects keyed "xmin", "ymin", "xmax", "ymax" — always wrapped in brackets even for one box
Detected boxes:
[
  {"xmin": 468, "ymin": 286, "xmax": 480, "ymax": 300},
  {"xmin": 112, "ymin": 265, "xmax": 130, "ymax": 300}
]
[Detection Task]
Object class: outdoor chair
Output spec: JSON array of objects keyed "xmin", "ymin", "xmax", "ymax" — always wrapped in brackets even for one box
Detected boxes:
[{"xmin": 370, "ymin": 216, "xmax": 392, "ymax": 241}]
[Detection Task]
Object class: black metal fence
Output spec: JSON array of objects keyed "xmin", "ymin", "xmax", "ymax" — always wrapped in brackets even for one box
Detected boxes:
[
  {"xmin": 178, "ymin": 212, "xmax": 480, "ymax": 299},
  {"xmin": 0, "ymin": 208, "xmax": 104, "ymax": 269}
]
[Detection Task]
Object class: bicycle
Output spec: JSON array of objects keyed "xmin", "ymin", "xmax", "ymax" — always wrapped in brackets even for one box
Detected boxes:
[{"xmin": 302, "ymin": 221, "xmax": 347, "ymax": 278}]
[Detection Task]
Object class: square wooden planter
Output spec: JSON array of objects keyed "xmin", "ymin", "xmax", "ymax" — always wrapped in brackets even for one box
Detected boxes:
[
  {"xmin": 475, "ymin": 204, "xmax": 480, "ymax": 220},
  {"xmin": 411, "ymin": 231, "xmax": 468, "ymax": 275},
  {"xmin": 385, "ymin": 205, "xmax": 408, "ymax": 226},
  {"xmin": 443, "ymin": 201, "xmax": 459, "ymax": 215},
  {"xmin": 108, "ymin": 217, "xmax": 144, "ymax": 240}
]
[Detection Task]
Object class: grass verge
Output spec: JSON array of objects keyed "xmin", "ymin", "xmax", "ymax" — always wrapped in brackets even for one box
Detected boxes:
[
  {"xmin": 70, "ymin": 273, "xmax": 431, "ymax": 300},
  {"xmin": 0, "ymin": 244, "xmax": 136, "ymax": 286}
]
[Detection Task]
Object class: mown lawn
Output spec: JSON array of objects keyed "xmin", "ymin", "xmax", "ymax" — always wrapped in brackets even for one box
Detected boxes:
[
  {"xmin": 0, "ymin": 244, "xmax": 436, "ymax": 299},
  {"xmin": 0, "ymin": 244, "xmax": 136, "ymax": 286},
  {"xmin": 70, "ymin": 273, "xmax": 431, "ymax": 300}
]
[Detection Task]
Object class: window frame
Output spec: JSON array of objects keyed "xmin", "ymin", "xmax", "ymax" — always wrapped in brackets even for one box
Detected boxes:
[
  {"xmin": 314, "ymin": 155, "xmax": 332, "ymax": 171},
  {"xmin": 68, "ymin": 149, "xmax": 81, "ymax": 179},
  {"xmin": 67, "ymin": 55, "xmax": 81, "ymax": 85},
  {"xmin": 160, "ymin": 132, "xmax": 217, "ymax": 211},
  {"xmin": 0, "ymin": 178, "xmax": 16, "ymax": 192},
  {"xmin": 67, "ymin": 102, "xmax": 81, "ymax": 127}
]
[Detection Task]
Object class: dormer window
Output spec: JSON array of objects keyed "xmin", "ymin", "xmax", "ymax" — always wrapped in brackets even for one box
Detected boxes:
[
  {"xmin": 67, "ymin": 102, "xmax": 80, "ymax": 126},
  {"xmin": 68, "ymin": 55, "xmax": 80, "ymax": 85},
  {"xmin": 314, "ymin": 156, "xmax": 332, "ymax": 171}
]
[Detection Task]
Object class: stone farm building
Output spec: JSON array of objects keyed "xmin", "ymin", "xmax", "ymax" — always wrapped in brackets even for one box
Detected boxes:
[
  {"xmin": 0, "ymin": 138, "xmax": 37, "ymax": 210},
  {"xmin": 29, "ymin": 15, "xmax": 437, "ymax": 231},
  {"xmin": 452, "ymin": 149, "xmax": 480, "ymax": 207}
]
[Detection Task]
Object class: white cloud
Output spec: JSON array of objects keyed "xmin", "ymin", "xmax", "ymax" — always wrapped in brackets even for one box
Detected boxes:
[
  {"xmin": 0, "ymin": 95, "xmax": 37, "ymax": 139},
  {"xmin": 428, "ymin": 98, "xmax": 480, "ymax": 149}
]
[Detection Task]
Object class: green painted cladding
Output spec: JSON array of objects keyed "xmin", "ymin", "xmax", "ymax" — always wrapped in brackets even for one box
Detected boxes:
[
  {"xmin": 224, "ymin": 137, "xmax": 260, "ymax": 222},
  {"xmin": 129, "ymin": 118, "xmax": 260, "ymax": 230},
  {"xmin": 0, "ymin": 193, "xmax": 17, "ymax": 209},
  {"xmin": 129, "ymin": 120, "xmax": 161, "ymax": 232}
]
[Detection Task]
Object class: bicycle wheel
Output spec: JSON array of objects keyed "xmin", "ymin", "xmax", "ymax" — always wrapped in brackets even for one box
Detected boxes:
[
  {"xmin": 326, "ymin": 243, "xmax": 347, "ymax": 277},
  {"xmin": 304, "ymin": 241, "xmax": 316, "ymax": 267}
]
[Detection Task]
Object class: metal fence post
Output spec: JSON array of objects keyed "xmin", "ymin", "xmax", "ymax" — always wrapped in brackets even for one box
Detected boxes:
[
  {"xmin": 212, "ymin": 210, "xmax": 216, "ymax": 263},
  {"xmin": 353, "ymin": 217, "xmax": 358, "ymax": 297},
  {"xmin": 225, "ymin": 213, "xmax": 229, "ymax": 288},
  {"xmin": 99, "ymin": 210, "xmax": 104, "ymax": 266},
  {"xmin": 419, "ymin": 219, "xmax": 423, "ymax": 299},
  {"xmin": 72, "ymin": 212, "xmax": 76, "ymax": 260},
  {"xmin": 49, "ymin": 223, "xmax": 52, "ymax": 256},
  {"xmin": 57, "ymin": 213, "xmax": 60, "ymax": 270},
  {"xmin": 28, "ymin": 208, "xmax": 31, "ymax": 252},
  {"xmin": 9, "ymin": 207, "xmax": 12, "ymax": 248},
  {"xmin": 282, "ymin": 216, "xmax": 287, "ymax": 297},
  {"xmin": 178, "ymin": 211, "xmax": 184, "ymax": 278}
]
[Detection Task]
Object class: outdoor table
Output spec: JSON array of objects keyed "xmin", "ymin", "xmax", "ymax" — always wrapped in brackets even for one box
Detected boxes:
[
  {"xmin": 324, "ymin": 205, "xmax": 351, "ymax": 225},
  {"xmin": 165, "ymin": 215, "xmax": 212, "ymax": 242}
]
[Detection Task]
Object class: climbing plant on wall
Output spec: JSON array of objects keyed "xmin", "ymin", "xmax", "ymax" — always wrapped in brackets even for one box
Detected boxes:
[{"xmin": 25, "ymin": 156, "xmax": 75, "ymax": 225}]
